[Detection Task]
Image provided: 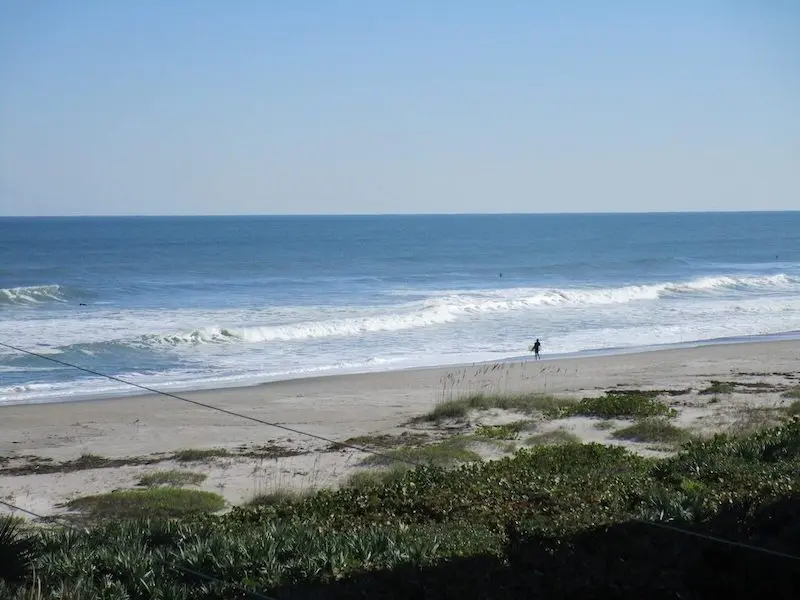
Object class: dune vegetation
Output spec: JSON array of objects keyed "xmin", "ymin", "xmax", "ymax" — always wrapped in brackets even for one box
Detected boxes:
[{"xmin": 2, "ymin": 412, "xmax": 799, "ymax": 599}]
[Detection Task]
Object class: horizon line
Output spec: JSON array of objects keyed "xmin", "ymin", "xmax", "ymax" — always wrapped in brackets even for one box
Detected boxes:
[{"xmin": 2, "ymin": 209, "xmax": 800, "ymax": 219}]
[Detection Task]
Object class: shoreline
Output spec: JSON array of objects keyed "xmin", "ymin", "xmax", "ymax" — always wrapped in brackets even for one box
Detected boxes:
[
  {"xmin": 2, "ymin": 338, "xmax": 799, "ymax": 517},
  {"xmin": 3, "ymin": 330, "xmax": 800, "ymax": 408}
]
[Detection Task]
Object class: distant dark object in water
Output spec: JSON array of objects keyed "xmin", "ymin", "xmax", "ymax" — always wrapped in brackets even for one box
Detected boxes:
[{"xmin": 79, "ymin": 303, "xmax": 87, "ymax": 306}]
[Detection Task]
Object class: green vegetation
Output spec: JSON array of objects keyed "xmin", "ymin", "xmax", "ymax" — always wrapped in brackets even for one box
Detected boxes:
[
  {"xmin": 0, "ymin": 516, "xmax": 34, "ymax": 584},
  {"xmin": 172, "ymin": 448, "xmax": 231, "ymax": 462},
  {"xmin": 782, "ymin": 388, "xmax": 800, "ymax": 400},
  {"xmin": 333, "ymin": 432, "xmax": 429, "ymax": 450},
  {"xmin": 3, "ymin": 416, "xmax": 800, "ymax": 598},
  {"xmin": 700, "ymin": 380, "xmax": 737, "ymax": 395},
  {"xmin": 474, "ymin": 420, "xmax": 535, "ymax": 440},
  {"xmin": 137, "ymin": 470, "xmax": 206, "ymax": 487},
  {"xmin": 524, "ymin": 429, "xmax": 580, "ymax": 445},
  {"xmin": 414, "ymin": 393, "xmax": 573, "ymax": 423},
  {"xmin": 549, "ymin": 392, "xmax": 677, "ymax": 420},
  {"xmin": 347, "ymin": 465, "xmax": 414, "ymax": 489},
  {"xmin": 0, "ymin": 391, "xmax": 800, "ymax": 600},
  {"xmin": 786, "ymin": 401, "xmax": 800, "ymax": 416},
  {"xmin": 248, "ymin": 489, "xmax": 312, "ymax": 507},
  {"xmin": 730, "ymin": 407, "xmax": 786, "ymax": 435},
  {"xmin": 361, "ymin": 436, "xmax": 481, "ymax": 467},
  {"xmin": 611, "ymin": 418, "xmax": 692, "ymax": 446},
  {"xmin": 66, "ymin": 488, "xmax": 225, "ymax": 520}
]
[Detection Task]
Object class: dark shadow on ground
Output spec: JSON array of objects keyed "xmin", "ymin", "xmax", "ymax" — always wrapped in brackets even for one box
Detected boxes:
[{"xmin": 270, "ymin": 496, "xmax": 800, "ymax": 599}]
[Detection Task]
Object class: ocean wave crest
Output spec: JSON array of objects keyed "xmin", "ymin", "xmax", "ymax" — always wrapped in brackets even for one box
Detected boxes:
[
  {"xmin": 140, "ymin": 305, "xmax": 460, "ymax": 346},
  {"xmin": 664, "ymin": 273, "xmax": 795, "ymax": 294},
  {"xmin": 0, "ymin": 284, "xmax": 69, "ymax": 305},
  {"xmin": 82, "ymin": 273, "xmax": 800, "ymax": 349},
  {"xmin": 429, "ymin": 273, "xmax": 798, "ymax": 309}
]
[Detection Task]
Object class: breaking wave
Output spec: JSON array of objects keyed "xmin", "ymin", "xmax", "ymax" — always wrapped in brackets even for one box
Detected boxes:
[
  {"xmin": 425, "ymin": 273, "xmax": 797, "ymax": 311},
  {"xmin": 132, "ymin": 273, "xmax": 798, "ymax": 347},
  {"xmin": 0, "ymin": 284, "xmax": 69, "ymax": 305},
  {"xmin": 140, "ymin": 304, "xmax": 460, "ymax": 346}
]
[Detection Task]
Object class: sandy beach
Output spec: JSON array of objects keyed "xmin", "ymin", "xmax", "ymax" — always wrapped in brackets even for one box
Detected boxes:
[{"xmin": 2, "ymin": 339, "xmax": 799, "ymax": 518}]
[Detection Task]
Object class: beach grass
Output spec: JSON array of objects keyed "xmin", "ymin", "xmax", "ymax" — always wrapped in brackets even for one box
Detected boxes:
[
  {"xmin": 730, "ymin": 407, "xmax": 786, "ymax": 435},
  {"xmin": 247, "ymin": 489, "xmax": 312, "ymax": 507},
  {"xmin": 346, "ymin": 465, "xmax": 414, "ymax": 489},
  {"xmin": 66, "ymin": 488, "xmax": 224, "ymax": 520},
  {"xmin": 548, "ymin": 392, "xmax": 677, "ymax": 420},
  {"xmin": 474, "ymin": 420, "xmax": 536, "ymax": 440},
  {"xmin": 361, "ymin": 436, "xmax": 481, "ymax": 467},
  {"xmin": 611, "ymin": 418, "xmax": 692, "ymax": 446},
  {"xmin": 414, "ymin": 393, "xmax": 574, "ymax": 423},
  {"xmin": 524, "ymin": 429, "xmax": 580, "ymax": 445},
  {"xmin": 699, "ymin": 380, "xmax": 737, "ymax": 395},
  {"xmin": 782, "ymin": 388, "xmax": 800, "ymax": 400}
]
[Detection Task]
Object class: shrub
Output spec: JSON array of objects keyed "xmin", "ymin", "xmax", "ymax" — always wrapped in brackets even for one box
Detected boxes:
[
  {"xmin": 66, "ymin": 488, "xmax": 225, "ymax": 519},
  {"xmin": 549, "ymin": 393, "xmax": 677, "ymax": 419},
  {"xmin": 611, "ymin": 419, "xmax": 692, "ymax": 446}
]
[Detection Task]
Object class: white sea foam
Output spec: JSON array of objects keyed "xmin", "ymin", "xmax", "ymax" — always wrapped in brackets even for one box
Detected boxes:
[
  {"xmin": 2, "ymin": 272, "xmax": 799, "ymax": 404},
  {"xmin": 664, "ymin": 273, "xmax": 795, "ymax": 294},
  {"xmin": 5, "ymin": 273, "xmax": 796, "ymax": 353},
  {"xmin": 140, "ymin": 303, "xmax": 461, "ymax": 346},
  {"xmin": 0, "ymin": 284, "xmax": 67, "ymax": 305},
  {"xmin": 428, "ymin": 273, "xmax": 798, "ymax": 305}
]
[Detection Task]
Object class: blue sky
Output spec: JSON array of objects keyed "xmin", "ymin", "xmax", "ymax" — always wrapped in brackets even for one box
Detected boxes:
[{"xmin": 1, "ymin": 1, "xmax": 798, "ymax": 216}]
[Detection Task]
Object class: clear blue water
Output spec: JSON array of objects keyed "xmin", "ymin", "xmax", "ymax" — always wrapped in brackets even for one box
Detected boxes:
[{"xmin": 1, "ymin": 213, "xmax": 799, "ymax": 405}]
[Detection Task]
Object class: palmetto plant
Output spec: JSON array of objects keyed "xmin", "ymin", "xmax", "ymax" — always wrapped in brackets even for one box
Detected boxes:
[{"xmin": 0, "ymin": 515, "xmax": 36, "ymax": 583}]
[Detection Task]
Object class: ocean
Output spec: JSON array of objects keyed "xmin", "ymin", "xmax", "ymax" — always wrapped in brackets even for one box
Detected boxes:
[{"xmin": 1, "ymin": 213, "xmax": 799, "ymax": 405}]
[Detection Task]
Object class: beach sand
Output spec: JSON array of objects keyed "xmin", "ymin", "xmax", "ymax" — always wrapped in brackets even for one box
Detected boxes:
[{"xmin": 2, "ymin": 340, "xmax": 799, "ymax": 518}]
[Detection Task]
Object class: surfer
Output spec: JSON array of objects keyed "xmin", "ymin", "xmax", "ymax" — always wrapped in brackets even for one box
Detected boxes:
[{"xmin": 530, "ymin": 339, "xmax": 541, "ymax": 360}]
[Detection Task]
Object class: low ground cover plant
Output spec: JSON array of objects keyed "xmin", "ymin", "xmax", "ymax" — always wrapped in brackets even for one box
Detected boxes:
[{"xmin": 3, "ymin": 414, "xmax": 799, "ymax": 598}]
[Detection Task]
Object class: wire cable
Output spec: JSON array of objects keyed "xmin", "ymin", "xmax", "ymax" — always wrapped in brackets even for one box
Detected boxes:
[
  {"xmin": 4, "ymin": 339, "xmax": 800, "ymax": 587},
  {"xmin": 0, "ymin": 341, "xmax": 426, "ymax": 469},
  {"xmin": 637, "ymin": 518, "xmax": 800, "ymax": 563}
]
